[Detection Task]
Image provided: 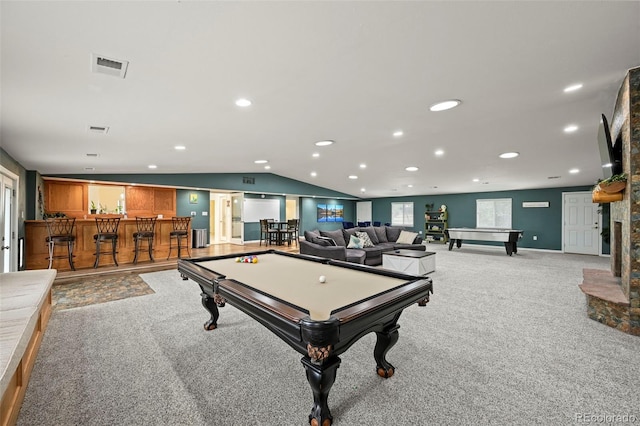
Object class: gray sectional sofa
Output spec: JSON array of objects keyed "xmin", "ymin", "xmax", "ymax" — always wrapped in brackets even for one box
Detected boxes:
[{"xmin": 300, "ymin": 226, "xmax": 425, "ymax": 266}]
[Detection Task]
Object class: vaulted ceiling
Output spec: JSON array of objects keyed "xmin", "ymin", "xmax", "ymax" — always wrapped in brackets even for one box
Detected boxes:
[{"xmin": 2, "ymin": 1, "xmax": 639, "ymax": 197}]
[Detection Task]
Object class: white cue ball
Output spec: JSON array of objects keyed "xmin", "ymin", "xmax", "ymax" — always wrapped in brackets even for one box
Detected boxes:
[{"xmin": 319, "ymin": 275, "xmax": 326, "ymax": 283}]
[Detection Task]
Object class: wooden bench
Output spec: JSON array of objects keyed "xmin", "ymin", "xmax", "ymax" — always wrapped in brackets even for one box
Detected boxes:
[{"xmin": 1, "ymin": 269, "xmax": 56, "ymax": 426}]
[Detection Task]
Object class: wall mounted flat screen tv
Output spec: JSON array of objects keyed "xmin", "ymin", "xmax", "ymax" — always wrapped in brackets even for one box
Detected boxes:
[{"xmin": 597, "ymin": 114, "xmax": 622, "ymax": 178}]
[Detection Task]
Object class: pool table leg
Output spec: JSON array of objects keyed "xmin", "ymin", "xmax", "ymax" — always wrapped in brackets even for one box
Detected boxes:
[
  {"xmin": 374, "ymin": 317, "xmax": 400, "ymax": 378},
  {"xmin": 301, "ymin": 356, "xmax": 341, "ymax": 426},
  {"xmin": 200, "ymin": 292, "xmax": 220, "ymax": 330}
]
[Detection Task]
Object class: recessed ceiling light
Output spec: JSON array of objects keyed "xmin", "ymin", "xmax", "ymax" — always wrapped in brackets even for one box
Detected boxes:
[
  {"xmin": 254, "ymin": 160, "xmax": 268, "ymax": 164},
  {"xmin": 435, "ymin": 149, "xmax": 444, "ymax": 156},
  {"xmin": 499, "ymin": 152, "xmax": 519, "ymax": 159},
  {"xmin": 312, "ymin": 153, "xmax": 320, "ymax": 158},
  {"xmin": 569, "ymin": 168, "xmax": 580, "ymax": 174},
  {"xmin": 148, "ymin": 164, "xmax": 157, "ymax": 169},
  {"xmin": 360, "ymin": 188, "xmax": 366, "ymax": 192},
  {"xmin": 564, "ymin": 124, "xmax": 579, "ymax": 133},
  {"xmin": 564, "ymin": 83, "xmax": 583, "ymax": 93},
  {"xmin": 407, "ymin": 184, "xmax": 413, "ymax": 188},
  {"xmin": 264, "ymin": 165, "xmax": 271, "ymax": 170},
  {"xmin": 174, "ymin": 145, "xmax": 186, "ymax": 150},
  {"xmin": 310, "ymin": 172, "xmax": 317, "ymax": 177},
  {"xmin": 359, "ymin": 163, "xmax": 366, "ymax": 169},
  {"xmin": 393, "ymin": 130, "xmax": 404, "ymax": 137},
  {"xmin": 235, "ymin": 98, "xmax": 252, "ymax": 107},
  {"xmin": 405, "ymin": 166, "xmax": 419, "ymax": 172},
  {"xmin": 429, "ymin": 99, "xmax": 461, "ymax": 112},
  {"xmin": 472, "ymin": 178, "xmax": 480, "ymax": 182},
  {"xmin": 315, "ymin": 140, "xmax": 334, "ymax": 146},
  {"xmin": 348, "ymin": 175, "xmax": 358, "ymax": 180}
]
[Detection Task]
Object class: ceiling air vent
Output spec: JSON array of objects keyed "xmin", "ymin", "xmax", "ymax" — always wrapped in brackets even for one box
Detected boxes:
[
  {"xmin": 88, "ymin": 125, "xmax": 109, "ymax": 134},
  {"xmin": 91, "ymin": 53, "xmax": 129, "ymax": 78}
]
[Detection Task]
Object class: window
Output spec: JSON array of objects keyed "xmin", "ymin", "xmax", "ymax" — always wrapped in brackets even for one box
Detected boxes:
[
  {"xmin": 391, "ymin": 202, "xmax": 414, "ymax": 226},
  {"xmin": 476, "ymin": 198, "xmax": 512, "ymax": 228}
]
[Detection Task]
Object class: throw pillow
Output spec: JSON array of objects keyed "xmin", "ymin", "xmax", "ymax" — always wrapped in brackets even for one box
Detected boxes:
[
  {"xmin": 360, "ymin": 226, "xmax": 379, "ymax": 245},
  {"xmin": 314, "ymin": 236, "xmax": 336, "ymax": 246},
  {"xmin": 374, "ymin": 226, "xmax": 388, "ymax": 243},
  {"xmin": 320, "ymin": 229, "xmax": 346, "ymax": 247},
  {"xmin": 385, "ymin": 226, "xmax": 403, "ymax": 242},
  {"xmin": 347, "ymin": 235, "xmax": 363, "ymax": 249},
  {"xmin": 342, "ymin": 228, "xmax": 359, "ymax": 242},
  {"xmin": 355, "ymin": 231, "xmax": 375, "ymax": 247},
  {"xmin": 396, "ymin": 230, "xmax": 418, "ymax": 244},
  {"xmin": 304, "ymin": 229, "xmax": 320, "ymax": 242}
]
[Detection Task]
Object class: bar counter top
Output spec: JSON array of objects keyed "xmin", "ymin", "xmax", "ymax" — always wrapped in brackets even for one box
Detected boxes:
[{"xmin": 25, "ymin": 217, "xmax": 191, "ymax": 271}]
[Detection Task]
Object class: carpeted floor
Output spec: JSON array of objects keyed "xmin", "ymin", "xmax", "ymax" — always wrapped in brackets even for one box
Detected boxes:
[
  {"xmin": 52, "ymin": 273, "xmax": 155, "ymax": 311},
  {"xmin": 18, "ymin": 245, "xmax": 640, "ymax": 425}
]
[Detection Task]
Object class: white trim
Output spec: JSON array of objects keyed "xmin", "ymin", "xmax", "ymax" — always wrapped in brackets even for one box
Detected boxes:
[{"xmin": 1, "ymin": 166, "xmax": 20, "ymax": 272}]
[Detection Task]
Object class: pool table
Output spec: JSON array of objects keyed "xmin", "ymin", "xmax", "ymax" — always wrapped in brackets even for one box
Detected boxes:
[
  {"xmin": 178, "ymin": 250, "xmax": 433, "ymax": 426},
  {"xmin": 447, "ymin": 228, "xmax": 524, "ymax": 256}
]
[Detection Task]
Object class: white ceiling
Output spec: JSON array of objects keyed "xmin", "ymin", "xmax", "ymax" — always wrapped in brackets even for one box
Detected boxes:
[{"xmin": 2, "ymin": 1, "xmax": 639, "ymax": 198}]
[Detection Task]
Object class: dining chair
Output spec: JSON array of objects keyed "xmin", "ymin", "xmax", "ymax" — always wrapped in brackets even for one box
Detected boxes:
[
  {"xmin": 260, "ymin": 219, "xmax": 278, "ymax": 246},
  {"xmin": 287, "ymin": 219, "xmax": 299, "ymax": 245}
]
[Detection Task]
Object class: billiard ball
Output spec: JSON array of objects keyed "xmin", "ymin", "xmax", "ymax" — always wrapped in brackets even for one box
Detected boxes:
[{"xmin": 319, "ymin": 276, "xmax": 326, "ymax": 283}]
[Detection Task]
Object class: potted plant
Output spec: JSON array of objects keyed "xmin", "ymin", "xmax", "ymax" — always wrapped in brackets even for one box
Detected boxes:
[
  {"xmin": 597, "ymin": 173, "xmax": 627, "ymax": 194},
  {"xmin": 90, "ymin": 201, "xmax": 97, "ymax": 214}
]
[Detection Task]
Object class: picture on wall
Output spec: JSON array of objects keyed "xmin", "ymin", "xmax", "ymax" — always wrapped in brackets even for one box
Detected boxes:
[
  {"xmin": 317, "ymin": 204, "xmax": 344, "ymax": 222},
  {"xmin": 189, "ymin": 193, "xmax": 198, "ymax": 204}
]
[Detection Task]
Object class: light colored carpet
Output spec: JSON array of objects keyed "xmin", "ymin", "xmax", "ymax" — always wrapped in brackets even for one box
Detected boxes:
[{"xmin": 17, "ymin": 245, "xmax": 640, "ymax": 425}]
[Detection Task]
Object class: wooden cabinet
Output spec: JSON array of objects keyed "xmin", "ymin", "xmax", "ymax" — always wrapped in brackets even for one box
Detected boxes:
[
  {"xmin": 425, "ymin": 210, "xmax": 448, "ymax": 243},
  {"xmin": 125, "ymin": 186, "xmax": 176, "ymax": 217},
  {"xmin": 45, "ymin": 181, "xmax": 88, "ymax": 218},
  {"xmin": 43, "ymin": 180, "xmax": 177, "ymax": 219}
]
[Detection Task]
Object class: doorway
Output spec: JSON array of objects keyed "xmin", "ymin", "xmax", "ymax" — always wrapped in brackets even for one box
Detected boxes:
[
  {"xmin": 209, "ymin": 192, "xmax": 231, "ymax": 244},
  {"xmin": 562, "ymin": 191, "xmax": 600, "ymax": 255},
  {"xmin": 1, "ymin": 168, "xmax": 18, "ymax": 272}
]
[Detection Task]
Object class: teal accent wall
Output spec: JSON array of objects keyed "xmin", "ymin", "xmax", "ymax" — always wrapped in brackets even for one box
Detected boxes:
[
  {"xmin": 176, "ymin": 189, "xmax": 210, "ymax": 243},
  {"xmin": 299, "ymin": 197, "xmax": 357, "ymax": 235},
  {"xmin": 9, "ymin": 155, "xmax": 607, "ymax": 253},
  {"xmin": 370, "ymin": 186, "xmax": 594, "ymax": 251}
]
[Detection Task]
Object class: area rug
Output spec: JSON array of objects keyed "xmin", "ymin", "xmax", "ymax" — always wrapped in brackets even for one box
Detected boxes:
[{"xmin": 52, "ymin": 273, "xmax": 155, "ymax": 311}]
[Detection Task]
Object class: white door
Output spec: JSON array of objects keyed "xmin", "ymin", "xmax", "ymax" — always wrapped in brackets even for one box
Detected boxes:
[
  {"xmin": 230, "ymin": 192, "xmax": 244, "ymax": 245},
  {"xmin": 1, "ymin": 169, "xmax": 18, "ymax": 272},
  {"xmin": 563, "ymin": 191, "xmax": 599, "ymax": 255},
  {"xmin": 357, "ymin": 201, "xmax": 372, "ymax": 225}
]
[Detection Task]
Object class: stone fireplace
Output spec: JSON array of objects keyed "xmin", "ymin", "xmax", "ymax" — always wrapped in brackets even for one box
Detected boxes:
[{"xmin": 579, "ymin": 66, "xmax": 640, "ymax": 336}]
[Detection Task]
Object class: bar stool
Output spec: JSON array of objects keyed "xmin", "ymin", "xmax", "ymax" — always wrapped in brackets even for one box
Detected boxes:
[
  {"xmin": 133, "ymin": 216, "xmax": 157, "ymax": 264},
  {"xmin": 93, "ymin": 217, "xmax": 120, "ymax": 268},
  {"xmin": 167, "ymin": 216, "xmax": 191, "ymax": 259},
  {"xmin": 45, "ymin": 217, "xmax": 76, "ymax": 271}
]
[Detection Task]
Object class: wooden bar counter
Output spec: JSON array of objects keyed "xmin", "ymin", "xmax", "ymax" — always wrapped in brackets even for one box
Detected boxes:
[{"xmin": 25, "ymin": 217, "xmax": 190, "ymax": 271}]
